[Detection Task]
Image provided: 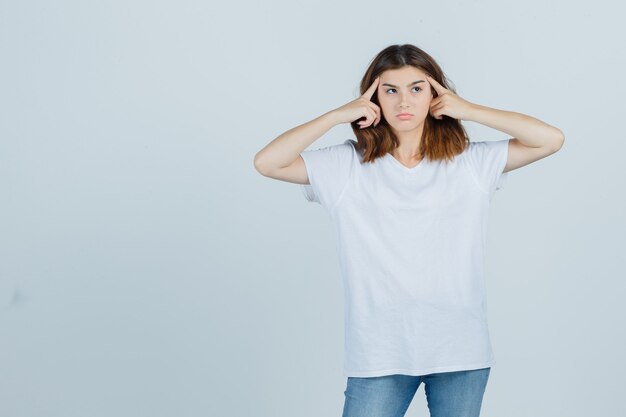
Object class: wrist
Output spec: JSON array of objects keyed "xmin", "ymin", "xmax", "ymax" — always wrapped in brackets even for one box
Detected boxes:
[
  {"xmin": 463, "ymin": 102, "xmax": 482, "ymax": 121},
  {"xmin": 324, "ymin": 109, "xmax": 343, "ymax": 126}
]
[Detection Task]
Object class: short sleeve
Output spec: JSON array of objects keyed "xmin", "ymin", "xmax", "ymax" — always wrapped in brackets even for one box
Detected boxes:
[
  {"xmin": 299, "ymin": 139, "xmax": 356, "ymax": 210},
  {"xmin": 464, "ymin": 139, "xmax": 510, "ymax": 195}
]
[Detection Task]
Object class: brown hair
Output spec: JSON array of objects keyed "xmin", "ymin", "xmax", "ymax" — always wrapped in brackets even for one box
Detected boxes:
[{"xmin": 352, "ymin": 44, "xmax": 470, "ymax": 165}]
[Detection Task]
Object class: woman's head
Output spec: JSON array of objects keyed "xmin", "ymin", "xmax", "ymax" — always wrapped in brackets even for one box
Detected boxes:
[
  {"xmin": 376, "ymin": 65, "xmax": 434, "ymax": 137},
  {"xmin": 352, "ymin": 44, "xmax": 469, "ymax": 164}
]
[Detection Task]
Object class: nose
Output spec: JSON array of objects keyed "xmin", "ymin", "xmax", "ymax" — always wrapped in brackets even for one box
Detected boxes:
[{"xmin": 398, "ymin": 92, "xmax": 411, "ymax": 109}]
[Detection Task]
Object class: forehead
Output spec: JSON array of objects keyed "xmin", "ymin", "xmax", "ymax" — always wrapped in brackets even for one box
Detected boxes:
[{"xmin": 380, "ymin": 66, "xmax": 426, "ymax": 81}]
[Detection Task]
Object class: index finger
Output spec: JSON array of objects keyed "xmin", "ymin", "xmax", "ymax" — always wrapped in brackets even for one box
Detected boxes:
[
  {"xmin": 426, "ymin": 75, "xmax": 446, "ymax": 95},
  {"xmin": 362, "ymin": 76, "xmax": 380, "ymax": 100}
]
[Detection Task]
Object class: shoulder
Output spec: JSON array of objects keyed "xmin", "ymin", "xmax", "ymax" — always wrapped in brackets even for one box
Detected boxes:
[
  {"xmin": 303, "ymin": 138, "xmax": 356, "ymax": 153},
  {"xmin": 470, "ymin": 139, "xmax": 509, "ymax": 150},
  {"xmin": 338, "ymin": 138, "xmax": 358, "ymax": 154},
  {"xmin": 466, "ymin": 139, "xmax": 499, "ymax": 152},
  {"xmin": 301, "ymin": 139, "xmax": 358, "ymax": 163},
  {"xmin": 462, "ymin": 139, "xmax": 509, "ymax": 160},
  {"xmin": 336, "ymin": 138, "xmax": 357, "ymax": 154}
]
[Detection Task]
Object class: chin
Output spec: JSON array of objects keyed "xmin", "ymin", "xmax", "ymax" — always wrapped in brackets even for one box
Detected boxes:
[{"xmin": 392, "ymin": 122, "xmax": 423, "ymax": 132}]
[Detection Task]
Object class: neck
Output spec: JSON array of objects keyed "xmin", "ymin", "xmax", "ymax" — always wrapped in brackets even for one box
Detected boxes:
[{"xmin": 393, "ymin": 124, "xmax": 425, "ymax": 159}]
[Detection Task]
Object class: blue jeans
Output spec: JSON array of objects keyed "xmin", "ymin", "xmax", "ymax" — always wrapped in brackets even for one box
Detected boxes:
[{"xmin": 342, "ymin": 367, "xmax": 491, "ymax": 417}]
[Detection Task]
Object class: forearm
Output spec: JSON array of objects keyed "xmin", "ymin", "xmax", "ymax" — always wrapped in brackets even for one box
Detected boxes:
[
  {"xmin": 464, "ymin": 103, "xmax": 564, "ymax": 149},
  {"xmin": 254, "ymin": 110, "xmax": 340, "ymax": 171}
]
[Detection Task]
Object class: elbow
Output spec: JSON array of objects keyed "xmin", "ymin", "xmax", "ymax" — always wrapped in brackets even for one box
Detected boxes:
[
  {"xmin": 253, "ymin": 152, "xmax": 271, "ymax": 176},
  {"xmin": 551, "ymin": 129, "xmax": 565, "ymax": 152},
  {"xmin": 253, "ymin": 153, "xmax": 265, "ymax": 175}
]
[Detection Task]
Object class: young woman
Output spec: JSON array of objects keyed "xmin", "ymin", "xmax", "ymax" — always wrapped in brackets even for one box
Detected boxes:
[{"xmin": 254, "ymin": 44, "xmax": 564, "ymax": 417}]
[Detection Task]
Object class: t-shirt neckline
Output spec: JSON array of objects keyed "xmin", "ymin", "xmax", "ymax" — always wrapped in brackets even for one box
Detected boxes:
[{"xmin": 385, "ymin": 153, "xmax": 425, "ymax": 172}]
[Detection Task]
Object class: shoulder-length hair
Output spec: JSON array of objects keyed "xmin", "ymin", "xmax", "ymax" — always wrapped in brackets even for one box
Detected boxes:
[{"xmin": 352, "ymin": 44, "xmax": 470, "ymax": 164}]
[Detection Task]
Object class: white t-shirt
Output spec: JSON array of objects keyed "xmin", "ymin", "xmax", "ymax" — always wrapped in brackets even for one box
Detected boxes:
[{"xmin": 299, "ymin": 138, "xmax": 510, "ymax": 377}]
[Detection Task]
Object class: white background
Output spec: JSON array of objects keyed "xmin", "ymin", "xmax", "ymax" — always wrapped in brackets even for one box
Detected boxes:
[{"xmin": 1, "ymin": 0, "xmax": 624, "ymax": 416}]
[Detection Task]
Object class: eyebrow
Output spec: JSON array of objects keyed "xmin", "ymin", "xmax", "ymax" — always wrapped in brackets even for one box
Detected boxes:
[{"xmin": 381, "ymin": 80, "xmax": 425, "ymax": 88}]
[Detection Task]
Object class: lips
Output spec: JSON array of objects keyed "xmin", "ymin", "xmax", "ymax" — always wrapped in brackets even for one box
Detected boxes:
[{"xmin": 397, "ymin": 113, "xmax": 413, "ymax": 120}]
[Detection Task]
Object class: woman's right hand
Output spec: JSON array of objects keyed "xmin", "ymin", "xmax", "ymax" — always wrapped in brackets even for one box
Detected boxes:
[{"xmin": 331, "ymin": 76, "xmax": 382, "ymax": 129}]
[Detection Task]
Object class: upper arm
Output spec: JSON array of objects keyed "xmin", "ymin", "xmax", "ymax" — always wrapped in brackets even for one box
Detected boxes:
[
  {"xmin": 256, "ymin": 140, "xmax": 356, "ymax": 209},
  {"xmin": 503, "ymin": 136, "xmax": 564, "ymax": 173},
  {"xmin": 257, "ymin": 155, "xmax": 310, "ymax": 185}
]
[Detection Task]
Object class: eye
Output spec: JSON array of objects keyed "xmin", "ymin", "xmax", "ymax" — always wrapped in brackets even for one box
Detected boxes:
[{"xmin": 385, "ymin": 87, "xmax": 422, "ymax": 94}]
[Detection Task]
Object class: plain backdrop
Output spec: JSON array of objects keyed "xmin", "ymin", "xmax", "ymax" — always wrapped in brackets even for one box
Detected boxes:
[{"xmin": 1, "ymin": 0, "xmax": 624, "ymax": 416}]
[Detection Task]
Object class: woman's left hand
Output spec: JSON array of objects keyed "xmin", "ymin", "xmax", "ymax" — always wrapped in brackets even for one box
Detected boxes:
[{"xmin": 426, "ymin": 75, "xmax": 475, "ymax": 121}]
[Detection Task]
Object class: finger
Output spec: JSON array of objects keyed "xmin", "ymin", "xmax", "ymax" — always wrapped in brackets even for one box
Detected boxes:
[
  {"xmin": 430, "ymin": 98, "xmax": 446, "ymax": 113},
  {"xmin": 430, "ymin": 103, "xmax": 443, "ymax": 119},
  {"xmin": 357, "ymin": 115, "xmax": 370, "ymax": 127},
  {"xmin": 426, "ymin": 75, "xmax": 447, "ymax": 96},
  {"xmin": 370, "ymin": 108, "xmax": 378, "ymax": 126},
  {"xmin": 430, "ymin": 101, "xmax": 443, "ymax": 112},
  {"xmin": 368, "ymin": 103, "xmax": 381, "ymax": 126},
  {"xmin": 362, "ymin": 76, "xmax": 380, "ymax": 101},
  {"xmin": 430, "ymin": 110, "xmax": 442, "ymax": 120},
  {"xmin": 358, "ymin": 108, "xmax": 376, "ymax": 128},
  {"xmin": 363, "ymin": 109, "xmax": 375, "ymax": 126}
]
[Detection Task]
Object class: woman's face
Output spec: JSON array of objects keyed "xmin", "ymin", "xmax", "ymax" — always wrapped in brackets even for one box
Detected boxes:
[{"xmin": 377, "ymin": 66, "xmax": 434, "ymax": 134}]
